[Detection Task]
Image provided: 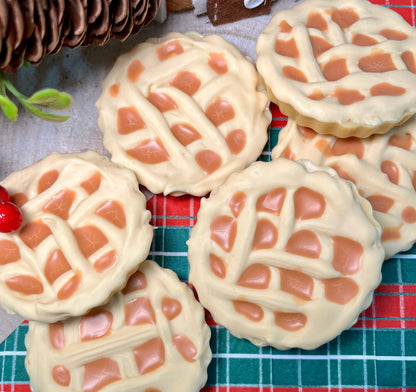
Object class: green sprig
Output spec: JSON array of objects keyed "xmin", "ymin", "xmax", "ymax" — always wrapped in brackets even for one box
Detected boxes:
[{"xmin": 0, "ymin": 69, "xmax": 73, "ymax": 123}]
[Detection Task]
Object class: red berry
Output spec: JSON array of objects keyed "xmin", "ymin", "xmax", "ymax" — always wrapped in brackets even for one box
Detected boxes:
[
  {"xmin": 0, "ymin": 185, "xmax": 11, "ymax": 203},
  {"xmin": 0, "ymin": 201, "xmax": 23, "ymax": 233}
]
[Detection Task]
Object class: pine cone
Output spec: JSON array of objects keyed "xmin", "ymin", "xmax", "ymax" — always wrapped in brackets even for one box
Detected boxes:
[{"xmin": 0, "ymin": 0, "xmax": 161, "ymax": 70}]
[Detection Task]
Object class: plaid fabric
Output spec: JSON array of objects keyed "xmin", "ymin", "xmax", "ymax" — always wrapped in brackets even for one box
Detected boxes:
[{"xmin": 1, "ymin": 1, "xmax": 416, "ymax": 391}]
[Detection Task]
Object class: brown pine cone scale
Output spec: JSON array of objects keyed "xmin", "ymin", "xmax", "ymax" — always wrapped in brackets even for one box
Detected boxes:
[{"xmin": 0, "ymin": 0, "xmax": 161, "ymax": 70}]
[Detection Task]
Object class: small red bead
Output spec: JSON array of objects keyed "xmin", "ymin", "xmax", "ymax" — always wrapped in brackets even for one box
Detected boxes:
[
  {"xmin": 0, "ymin": 201, "xmax": 23, "ymax": 233},
  {"xmin": 0, "ymin": 185, "xmax": 11, "ymax": 203}
]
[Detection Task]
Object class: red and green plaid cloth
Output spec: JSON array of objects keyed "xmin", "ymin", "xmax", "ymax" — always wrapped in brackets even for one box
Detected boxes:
[{"xmin": 1, "ymin": 1, "xmax": 416, "ymax": 391}]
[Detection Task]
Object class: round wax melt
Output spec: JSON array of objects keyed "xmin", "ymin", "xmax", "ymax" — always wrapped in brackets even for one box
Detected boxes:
[
  {"xmin": 0, "ymin": 151, "xmax": 153, "ymax": 322},
  {"xmin": 188, "ymin": 158, "xmax": 384, "ymax": 350},
  {"xmin": 25, "ymin": 260, "xmax": 212, "ymax": 392},
  {"xmin": 97, "ymin": 32, "xmax": 271, "ymax": 195}
]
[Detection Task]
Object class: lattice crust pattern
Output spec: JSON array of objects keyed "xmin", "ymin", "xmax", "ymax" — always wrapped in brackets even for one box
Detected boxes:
[
  {"xmin": 272, "ymin": 116, "xmax": 416, "ymax": 259},
  {"xmin": 96, "ymin": 32, "xmax": 271, "ymax": 196},
  {"xmin": 256, "ymin": 0, "xmax": 416, "ymax": 138},
  {"xmin": 0, "ymin": 151, "xmax": 153, "ymax": 323},
  {"xmin": 188, "ymin": 158, "xmax": 384, "ymax": 350},
  {"xmin": 25, "ymin": 260, "xmax": 212, "ymax": 392}
]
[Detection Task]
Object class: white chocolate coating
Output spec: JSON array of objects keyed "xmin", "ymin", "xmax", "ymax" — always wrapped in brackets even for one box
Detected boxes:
[
  {"xmin": 256, "ymin": 0, "xmax": 416, "ymax": 137},
  {"xmin": 25, "ymin": 260, "xmax": 212, "ymax": 392},
  {"xmin": 96, "ymin": 32, "xmax": 271, "ymax": 196},
  {"xmin": 0, "ymin": 151, "xmax": 153, "ymax": 323},
  {"xmin": 188, "ymin": 158, "xmax": 384, "ymax": 350},
  {"xmin": 272, "ymin": 116, "xmax": 416, "ymax": 259}
]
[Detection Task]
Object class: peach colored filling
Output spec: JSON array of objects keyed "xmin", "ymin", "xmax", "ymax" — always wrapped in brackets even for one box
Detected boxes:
[
  {"xmin": 195, "ymin": 149, "xmax": 223, "ymax": 174},
  {"xmin": 251, "ymin": 218, "xmax": 278, "ymax": 250},
  {"xmin": 232, "ymin": 300, "xmax": 264, "ymax": 321},
  {"xmin": 278, "ymin": 20, "xmax": 292, "ymax": 33},
  {"xmin": 367, "ymin": 194, "xmax": 395, "ymax": 213},
  {"xmin": 332, "ymin": 87, "xmax": 365, "ymax": 105},
  {"xmin": 275, "ymin": 38, "xmax": 299, "ymax": 58},
  {"xmin": 331, "ymin": 137, "xmax": 364, "ymax": 158},
  {"xmin": 6, "ymin": 275, "xmax": 44, "ymax": 295},
  {"xmin": 19, "ymin": 220, "xmax": 52, "ymax": 249},
  {"xmin": 44, "ymin": 249, "xmax": 71, "ymax": 285},
  {"xmin": 322, "ymin": 58, "xmax": 349, "ymax": 81},
  {"xmin": 133, "ymin": 337, "xmax": 165, "ymax": 374},
  {"xmin": 226, "ymin": 129, "xmax": 247, "ymax": 155},
  {"xmin": 285, "ymin": 230, "xmax": 321, "ymax": 259},
  {"xmin": 314, "ymin": 139, "xmax": 332, "ymax": 157},
  {"xmin": 308, "ymin": 90, "xmax": 324, "ymax": 101},
  {"xmin": 122, "ymin": 270, "xmax": 147, "ymax": 294},
  {"xmin": 330, "ymin": 165, "xmax": 355, "ymax": 184},
  {"xmin": 95, "ymin": 200, "xmax": 126, "ymax": 229},
  {"xmin": 127, "ymin": 59, "xmax": 144, "ymax": 83},
  {"xmin": 108, "ymin": 83, "xmax": 120, "ymax": 98},
  {"xmin": 299, "ymin": 126, "xmax": 317, "ymax": 140},
  {"xmin": 332, "ymin": 236, "xmax": 363, "ymax": 275},
  {"xmin": 379, "ymin": 29, "xmax": 408, "ymax": 41},
  {"xmin": 74, "ymin": 226, "xmax": 108, "ymax": 258},
  {"xmin": 210, "ymin": 215, "xmax": 237, "ymax": 252},
  {"xmin": 169, "ymin": 71, "xmax": 201, "ymax": 96},
  {"xmin": 117, "ymin": 106, "xmax": 146, "ymax": 135},
  {"xmin": 322, "ymin": 277, "xmax": 359, "ymax": 304},
  {"xmin": 11, "ymin": 192, "xmax": 28, "ymax": 207},
  {"xmin": 94, "ymin": 250, "xmax": 117, "ymax": 273},
  {"xmin": 208, "ymin": 52, "xmax": 229, "ymax": 74},
  {"xmin": 388, "ymin": 132, "xmax": 412, "ymax": 150},
  {"xmin": 237, "ymin": 263, "xmax": 271, "ymax": 289},
  {"xmin": 306, "ymin": 11, "xmax": 328, "ymax": 31},
  {"xmin": 358, "ymin": 52, "xmax": 397, "ymax": 73},
  {"xmin": 331, "ymin": 7, "xmax": 359, "ymax": 29},
  {"xmin": 279, "ymin": 268, "xmax": 314, "ymax": 301},
  {"xmin": 282, "ymin": 147, "xmax": 296, "ymax": 160},
  {"xmin": 282, "ymin": 65, "xmax": 308, "ymax": 83},
  {"xmin": 370, "ymin": 82, "xmax": 406, "ymax": 97},
  {"xmin": 382, "ymin": 225, "xmax": 402, "ymax": 242},
  {"xmin": 274, "ymin": 311, "xmax": 307, "ymax": 331},
  {"xmin": 52, "ymin": 365, "xmax": 71, "ymax": 386},
  {"xmin": 381, "ymin": 160, "xmax": 400, "ymax": 184},
  {"xmin": 401, "ymin": 51, "xmax": 416, "ymax": 74},
  {"xmin": 57, "ymin": 272, "xmax": 82, "ymax": 300},
  {"xmin": 172, "ymin": 334, "xmax": 197, "ymax": 362},
  {"xmin": 83, "ymin": 358, "xmax": 121, "ymax": 392},
  {"xmin": 37, "ymin": 169, "xmax": 59, "ymax": 194},
  {"xmin": 161, "ymin": 296, "xmax": 182, "ymax": 320},
  {"xmin": 402, "ymin": 206, "xmax": 416, "ymax": 223},
  {"xmin": 127, "ymin": 138, "xmax": 170, "ymax": 164},
  {"xmin": 205, "ymin": 98, "xmax": 235, "ymax": 127},
  {"xmin": 125, "ymin": 297, "xmax": 156, "ymax": 325},
  {"xmin": 170, "ymin": 123, "xmax": 201, "ymax": 146},
  {"xmin": 157, "ymin": 40, "xmax": 184, "ymax": 61},
  {"xmin": 256, "ymin": 188, "xmax": 287, "ymax": 215},
  {"xmin": 294, "ymin": 187, "xmax": 325, "ymax": 220},
  {"xmin": 310, "ymin": 36, "xmax": 333, "ymax": 58},
  {"xmin": 0, "ymin": 239, "xmax": 20, "ymax": 265},
  {"xmin": 147, "ymin": 92, "xmax": 178, "ymax": 112},
  {"xmin": 80, "ymin": 309, "xmax": 113, "ymax": 341},
  {"xmin": 146, "ymin": 388, "xmax": 161, "ymax": 392},
  {"xmin": 80, "ymin": 172, "xmax": 102, "ymax": 195},
  {"xmin": 43, "ymin": 189, "xmax": 76, "ymax": 220},
  {"xmin": 209, "ymin": 253, "xmax": 227, "ymax": 278},
  {"xmin": 229, "ymin": 191, "xmax": 247, "ymax": 218},
  {"xmin": 49, "ymin": 322, "xmax": 65, "ymax": 350},
  {"xmin": 352, "ymin": 33, "xmax": 378, "ymax": 46}
]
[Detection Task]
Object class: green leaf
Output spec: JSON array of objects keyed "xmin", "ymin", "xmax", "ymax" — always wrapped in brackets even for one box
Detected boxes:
[
  {"xmin": 21, "ymin": 101, "xmax": 70, "ymax": 123},
  {"xmin": 26, "ymin": 88, "xmax": 73, "ymax": 110},
  {"xmin": 0, "ymin": 94, "xmax": 18, "ymax": 121}
]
